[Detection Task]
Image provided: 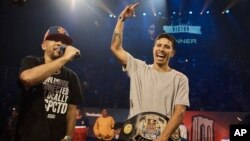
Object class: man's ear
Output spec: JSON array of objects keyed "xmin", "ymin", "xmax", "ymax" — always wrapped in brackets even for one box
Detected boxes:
[
  {"xmin": 172, "ymin": 50, "xmax": 176, "ymax": 57},
  {"xmin": 41, "ymin": 41, "xmax": 46, "ymax": 51}
]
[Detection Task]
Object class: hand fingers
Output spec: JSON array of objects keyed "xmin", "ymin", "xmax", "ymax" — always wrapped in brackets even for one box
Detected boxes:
[
  {"xmin": 122, "ymin": 4, "xmax": 133, "ymax": 14},
  {"xmin": 120, "ymin": 3, "xmax": 139, "ymax": 19},
  {"xmin": 131, "ymin": 3, "xmax": 139, "ymax": 9},
  {"xmin": 128, "ymin": 3, "xmax": 139, "ymax": 16}
]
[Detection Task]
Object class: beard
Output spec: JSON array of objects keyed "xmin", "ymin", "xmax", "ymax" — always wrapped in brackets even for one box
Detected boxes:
[{"xmin": 50, "ymin": 50, "xmax": 63, "ymax": 59}]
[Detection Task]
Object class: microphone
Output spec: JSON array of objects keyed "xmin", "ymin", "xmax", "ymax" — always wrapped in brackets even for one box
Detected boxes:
[{"xmin": 60, "ymin": 46, "xmax": 81, "ymax": 59}]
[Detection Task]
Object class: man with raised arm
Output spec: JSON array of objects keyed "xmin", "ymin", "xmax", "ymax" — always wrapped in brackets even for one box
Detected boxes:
[{"xmin": 111, "ymin": 4, "xmax": 190, "ymax": 141}]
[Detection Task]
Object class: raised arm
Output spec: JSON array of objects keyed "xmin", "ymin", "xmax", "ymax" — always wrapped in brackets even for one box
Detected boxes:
[
  {"xmin": 111, "ymin": 3, "xmax": 139, "ymax": 67},
  {"xmin": 20, "ymin": 46, "xmax": 80, "ymax": 87}
]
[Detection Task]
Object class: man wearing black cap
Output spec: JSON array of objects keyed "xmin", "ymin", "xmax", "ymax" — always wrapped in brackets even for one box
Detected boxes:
[
  {"xmin": 15, "ymin": 26, "xmax": 83, "ymax": 141},
  {"xmin": 111, "ymin": 4, "xmax": 189, "ymax": 141}
]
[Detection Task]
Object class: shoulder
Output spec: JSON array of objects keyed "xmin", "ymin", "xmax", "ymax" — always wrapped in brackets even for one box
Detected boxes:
[
  {"xmin": 172, "ymin": 69, "xmax": 188, "ymax": 80},
  {"xmin": 20, "ymin": 56, "xmax": 44, "ymax": 65},
  {"xmin": 62, "ymin": 66, "xmax": 78, "ymax": 77},
  {"xmin": 127, "ymin": 53, "xmax": 147, "ymax": 66},
  {"xmin": 22, "ymin": 55, "xmax": 40, "ymax": 61}
]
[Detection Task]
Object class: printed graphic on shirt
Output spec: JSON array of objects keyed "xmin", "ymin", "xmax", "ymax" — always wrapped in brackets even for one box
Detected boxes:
[{"xmin": 43, "ymin": 77, "xmax": 69, "ymax": 118}]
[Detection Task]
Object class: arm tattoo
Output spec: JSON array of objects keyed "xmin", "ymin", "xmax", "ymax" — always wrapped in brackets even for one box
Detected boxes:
[{"xmin": 112, "ymin": 32, "xmax": 122, "ymax": 45}]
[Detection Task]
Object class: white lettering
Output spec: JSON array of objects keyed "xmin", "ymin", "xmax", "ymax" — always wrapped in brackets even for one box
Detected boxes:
[
  {"xmin": 61, "ymin": 87, "xmax": 69, "ymax": 95},
  {"xmin": 234, "ymin": 129, "xmax": 247, "ymax": 136},
  {"xmin": 86, "ymin": 112, "xmax": 101, "ymax": 117},
  {"xmin": 45, "ymin": 100, "xmax": 68, "ymax": 114},
  {"xmin": 176, "ymin": 39, "xmax": 197, "ymax": 44}
]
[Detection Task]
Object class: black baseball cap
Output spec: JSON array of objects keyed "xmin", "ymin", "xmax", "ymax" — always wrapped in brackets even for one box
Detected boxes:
[{"xmin": 43, "ymin": 26, "xmax": 73, "ymax": 45}]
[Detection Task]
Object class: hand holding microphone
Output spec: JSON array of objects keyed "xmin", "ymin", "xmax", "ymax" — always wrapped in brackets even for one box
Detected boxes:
[{"xmin": 60, "ymin": 45, "xmax": 81, "ymax": 61}]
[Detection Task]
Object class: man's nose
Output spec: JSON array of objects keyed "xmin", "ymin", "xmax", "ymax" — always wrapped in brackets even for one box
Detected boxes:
[{"xmin": 158, "ymin": 46, "xmax": 164, "ymax": 51}]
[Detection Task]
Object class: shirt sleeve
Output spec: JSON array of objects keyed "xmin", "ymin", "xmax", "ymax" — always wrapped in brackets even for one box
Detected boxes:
[
  {"xmin": 93, "ymin": 118, "xmax": 100, "ymax": 136},
  {"xmin": 18, "ymin": 56, "xmax": 41, "ymax": 87},
  {"xmin": 108, "ymin": 117, "xmax": 115, "ymax": 137},
  {"xmin": 175, "ymin": 75, "xmax": 190, "ymax": 107},
  {"xmin": 19, "ymin": 56, "xmax": 41, "ymax": 75},
  {"xmin": 122, "ymin": 53, "xmax": 146, "ymax": 77},
  {"xmin": 68, "ymin": 73, "xmax": 83, "ymax": 105}
]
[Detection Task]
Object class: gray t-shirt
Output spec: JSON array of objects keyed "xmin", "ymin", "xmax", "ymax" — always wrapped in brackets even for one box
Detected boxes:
[{"xmin": 123, "ymin": 53, "xmax": 190, "ymax": 118}]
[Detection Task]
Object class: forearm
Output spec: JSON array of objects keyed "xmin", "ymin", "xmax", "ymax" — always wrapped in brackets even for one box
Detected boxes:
[
  {"xmin": 111, "ymin": 17, "xmax": 124, "ymax": 50},
  {"xmin": 161, "ymin": 105, "xmax": 186, "ymax": 139},
  {"xmin": 65, "ymin": 104, "xmax": 77, "ymax": 137},
  {"xmin": 111, "ymin": 18, "xmax": 128, "ymax": 66},
  {"xmin": 20, "ymin": 57, "xmax": 68, "ymax": 87}
]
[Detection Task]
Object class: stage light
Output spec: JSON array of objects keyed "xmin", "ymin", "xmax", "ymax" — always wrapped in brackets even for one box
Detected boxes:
[
  {"xmin": 206, "ymin": 11, "xmax": 210, "ymax": 14},
  {"xmin": 109, "ymin": 14, "xmax": 113, "ymax": 18},
  {"xmin": 189, "ymin": 11, "xmax": 193, "ymax": 14},
  {"xmin": 222, "ymin": 10, "xmax": 230, "ymax": 14},
  {"xmin": 173, "ymin": 11, "xmax": 176, "ymax": 15},
  {"xmin": 200, "ymin": 12, "xmax": 203, "ymax": 15},
  {"xmin": 158, "ymin": 12, "xmax": 162, "ymax": 15},
  {"xmin": 143, "ymin": 13, "xmax": 146, "ymax": 16},
  {"xmin": 154, "ymin": 13, "xmax": 157, "ymax": 16},
  {"xmin": 113, "ymin": 15, "xmax": 116, "ymax": 18}
]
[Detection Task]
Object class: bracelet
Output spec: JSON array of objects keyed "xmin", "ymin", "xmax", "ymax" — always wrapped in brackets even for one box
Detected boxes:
[
  {"xmin": 63, "ymin": 135, "xmax": 72, "ymax": 141},
  {"xmin": 119, "ymin": 16, "xmax": 126, "ymax": 22}
]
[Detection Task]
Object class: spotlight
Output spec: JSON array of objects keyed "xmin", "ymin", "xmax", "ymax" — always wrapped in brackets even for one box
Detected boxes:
[
  {"xmin": 154, "ymin": 13, "xmax": 157, "ymax": 16},
  {"xmin": 206, "ymin": 11, "xmax": 210, "ymax": 14},
  {"xmin": 113, "ymin": 15, "xmax": 116, "ymax": 18},
  {"xmin": 225, "ymin": 10, "xmax": 230, "ymax": 13},
  {"xmin": 189, "ymin": 11, "xmax": 193, "ymax": 14},
  {"xmin": 143, "ymin": 13, "xmax": 146, "ymax": 16},
  {"xmin": 109, "ymin": 14, "xmax": 113, "ymax": 18},
  {"xmin": 200, "ymin": 12, "xmax": 203, "ymax": 15},
  {"xmin": 173, "ymin": 11, "xmax": 176, "ymax": 15},
  {"xmin": 158, "ymin": 12, "xmax": 162, "ymax": 15}
]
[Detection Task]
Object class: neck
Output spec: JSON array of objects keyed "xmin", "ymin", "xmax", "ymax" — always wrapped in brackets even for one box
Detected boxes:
[
  {"xmin": 102, "ymin": 115, "xmax": 108, "ymax": 118},
  {"xmin": 44, "ymin": 54, "xmax": 53, "ymax": 63},
  {"xmin": 153, "ymin": 63, "xmax": 171, "ymax": 72}
]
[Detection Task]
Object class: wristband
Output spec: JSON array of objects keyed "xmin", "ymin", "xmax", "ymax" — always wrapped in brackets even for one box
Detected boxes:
[
  {"xmin": 119, "ymin": 16, "xmax": 126, "ymax": 22},
  {"xmin": 63, "ymin": 135, "xmax": 72, "ymax": 141}
]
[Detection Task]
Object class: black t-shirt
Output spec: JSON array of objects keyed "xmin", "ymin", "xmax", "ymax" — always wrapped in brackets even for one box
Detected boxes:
[{"xmin": 15, "ymin": 56, "xmax": 83, "ymax": 141}]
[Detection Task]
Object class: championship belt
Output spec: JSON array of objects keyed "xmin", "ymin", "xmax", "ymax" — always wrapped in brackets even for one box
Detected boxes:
[{"xmin": 118, "ymin": 112, "xmax": 180, "ymax": 141}]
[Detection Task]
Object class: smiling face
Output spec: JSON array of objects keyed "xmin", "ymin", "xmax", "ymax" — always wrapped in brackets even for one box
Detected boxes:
[
  {"xmin": 153, "ymin": 37, "xmax": 175, "ymax": 67},
  {"xmin": 42, "ymin": 40, "xmax": 67, "ymax": 60}
]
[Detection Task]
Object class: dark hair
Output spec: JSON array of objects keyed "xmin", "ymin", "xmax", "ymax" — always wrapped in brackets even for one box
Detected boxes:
[
  {"xmin": 100, "ymin": 107, "xmax": 108, "ymax": 112},
  {"xmin": 154, "ymin": 33, "xmax": 177, "ymax": 50}
]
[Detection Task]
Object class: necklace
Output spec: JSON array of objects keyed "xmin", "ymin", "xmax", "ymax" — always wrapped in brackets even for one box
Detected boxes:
[{"xmin": 54, "ymin": 70, "xmax": 61, "ymax": 74}]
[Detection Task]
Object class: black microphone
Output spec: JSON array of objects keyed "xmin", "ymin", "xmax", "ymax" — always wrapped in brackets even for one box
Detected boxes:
[{"xmin": 60, "ymin": 46, "xmax": 81, "ymax": 59}]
